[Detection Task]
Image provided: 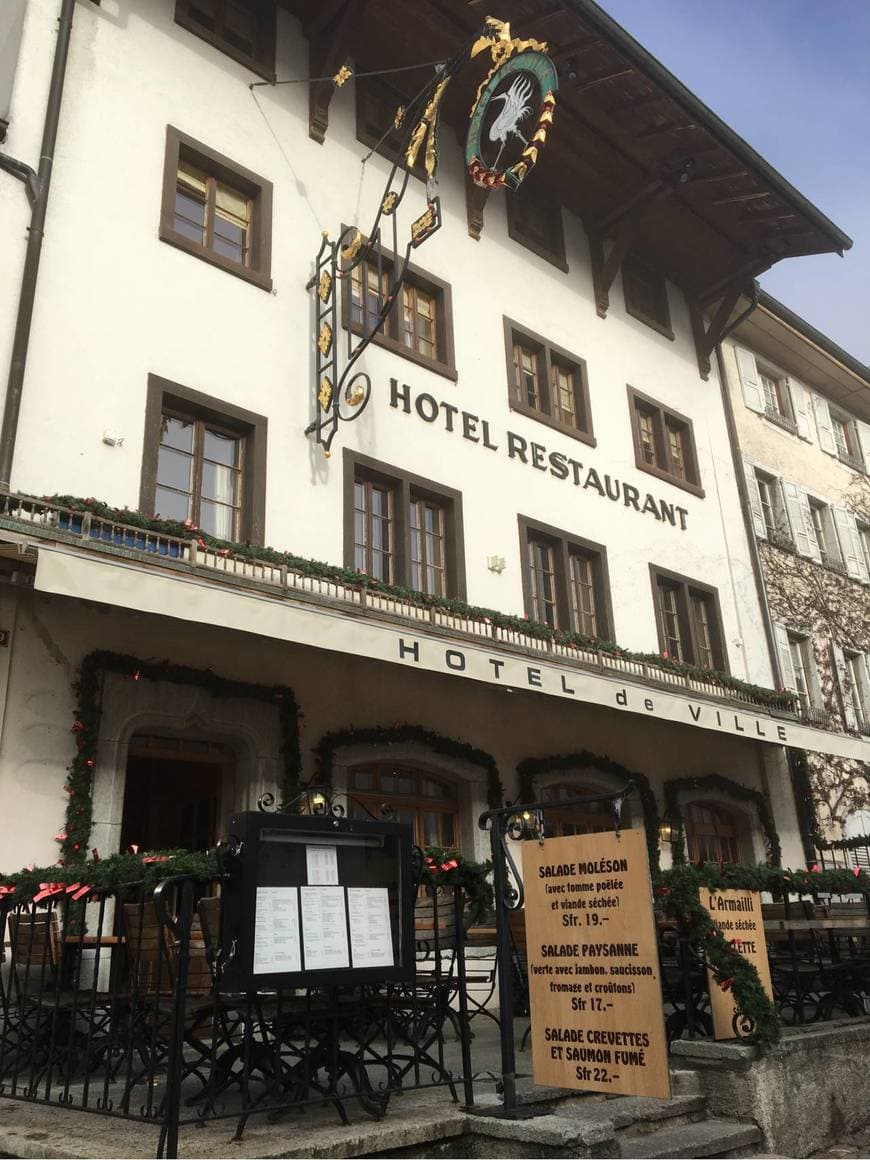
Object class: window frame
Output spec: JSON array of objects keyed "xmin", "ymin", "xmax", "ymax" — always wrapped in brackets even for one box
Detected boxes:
[
  {"xmin": 343, "ymin": 450, "xmax": 466, "ymax": 599},
  {"xmin": 757, "ymin": 365, "xmax": 798, "ymax": 435},
  {"xmin": 174, "ymin": 0, "xmax": 277, "ymax": 82},
  {"xmin": 355, "ymin": 73, "xmax": 425, "ymax": 178},
  {"xmin": 621, "ymin": 254, "xmax": 674, "ymax": 340},
  {"xmin": 628, "ymin": 386, "xmax": 703, "ymax": 497},
  {"xmin": 505, "ymin": 186, "xmax": 568, "ymax": 272},
  {"xmin": 830, "ymin": 409, "xmax": 866, "ymax": 472},
  {"xmin": 503, "ymin": 318, "xmax": 594, "ymax": 446},
  {"xmin": 140, "ymin": 373, "xmax": 268, "ymax": 544},
  {"xmin": 649, "ymin": 564, "xmax": 728, "ymax": 672},
  {"xmin": 160, "ymin": 126, "xmax": 273, "ymax": 291},
  {"xmin": 518, "ymin": 516, "xmax": 613, "ymax": 639},
  {"xmin": 684, "ymin": 800, "xmax": 746, "ymax": 864},
  {"xmin": 341, "ymin": 232, "xmax": 457, "ymax": 381}
]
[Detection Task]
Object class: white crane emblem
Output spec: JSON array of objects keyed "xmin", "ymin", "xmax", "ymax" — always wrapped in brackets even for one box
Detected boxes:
[{"xmin": 487, "ymin": 75, "xmax": 535, "ymax": 169}]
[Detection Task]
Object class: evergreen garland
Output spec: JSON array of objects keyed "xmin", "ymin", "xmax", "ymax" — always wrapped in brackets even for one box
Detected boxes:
[
  {"xmin": 60, "ymin": 650, "xmax": 301, "ymax": 864},
  {"xmin": 786, "ymin": 747, "xmax": 818, "ymax": 864},
  {"xmin": 0, "ymin": 849, "xmax": 222, "ymax": 901},
  {"xmin": 815, "ymin": 833, "xmax": 870, "ymax": 852},
  {"xmin": 663, "ymin": 774, "xmax": 782, "ymax": 867},
  {"xmin": 41, "ymin": 494, "xmax": 796, "ymax": 711},
  {"xmin": 312, "ymin": 723, "xmax": 503, "ymax": 809},
  {"xmin": 515, "ymin": 750, "xmax": 661, "ymax": 871},
  {"xmin": 655, "ymin": 862, "xmax": 870, "ymax": 1051}
]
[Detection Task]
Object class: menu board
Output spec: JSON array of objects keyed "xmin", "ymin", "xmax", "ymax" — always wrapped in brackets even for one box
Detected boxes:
[
  {"xmin": 702, "ymin": 889, "xmax": 773, "ymax": 1040},
  {"xmin": 523, "ymin": 828, "xmax": 670, "ymax": 1099}
]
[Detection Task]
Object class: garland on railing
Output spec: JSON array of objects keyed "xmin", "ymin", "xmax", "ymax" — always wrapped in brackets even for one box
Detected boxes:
[
  {"xmin": 815, "ymin": 833, "xmax": 870, "ymax": 852},
  {"xmin": 37, "ymin": 494, "xmax": 797, "ymax": 712},
  {"xmin": 421, "ymin": 846, "xmax": 493, "ymax": 922},
  {"xmin": 655, "ymin": 862, "xmax": 870, "ymax": 1051},
  {"xmin": 515, "ymin": 751, "xmax": 661, "ymax": 872},
  {"xmin": 0, "ymin": 849, "xmax": 222, "ymax": 902},
  {"xmin": 663, "ymin": 774, "xmax": 782, "ymax": 867},
  {"xmin": 312, "ymin": 723, "xmax": 504, "ymax": 810},
  {"xmin": 60, "ymin": 651, "xmax": 302, "ymax": 864}
]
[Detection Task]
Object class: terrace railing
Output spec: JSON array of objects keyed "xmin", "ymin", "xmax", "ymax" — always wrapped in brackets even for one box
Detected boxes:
[{"xmin": 0, "ymin": 493, "xmax": 797, "ymax": 720}]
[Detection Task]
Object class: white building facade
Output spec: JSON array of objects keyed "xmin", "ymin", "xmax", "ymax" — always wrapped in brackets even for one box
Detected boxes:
[{"xmin": 0, "ymin": 0, "xmax": 864, "ymax": 876}]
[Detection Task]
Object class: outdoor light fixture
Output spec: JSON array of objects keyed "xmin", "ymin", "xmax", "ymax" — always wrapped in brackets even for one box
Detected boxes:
[
  {"xmin": 658, "ymin": 819, "xmax": 676, "ymax": 843},
  {"xmin": 487, "ymin": 555, "xmax": 506, "ymax": 573}
]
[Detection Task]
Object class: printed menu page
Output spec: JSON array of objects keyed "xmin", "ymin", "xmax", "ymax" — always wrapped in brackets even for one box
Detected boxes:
[
  {"xmin": 301, "ymin": 885, "xmax": 350, "ymax": 970},
  {"xmin": 253, "ymin": 886, "xmax": 301, "ymax": 974},
  {"xmin": 348, "ymin": 887, "xmax": 394, "ymax": 968}
]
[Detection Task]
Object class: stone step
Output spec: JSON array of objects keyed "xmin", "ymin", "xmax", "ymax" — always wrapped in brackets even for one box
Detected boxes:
[
  {"xmin": 557, "ymin": 1092, "xmax": 708, "ymax": 1135},
  {"xmin": 619, "ymin": 1117, "xmax": 763, "ymax": 1159}
]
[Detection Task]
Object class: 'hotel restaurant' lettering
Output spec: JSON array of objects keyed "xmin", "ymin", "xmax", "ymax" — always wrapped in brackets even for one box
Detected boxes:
[
  {"xmin": 396, "ymin": 637, "xmax": 791, "ymax": 742},
  {"xmin": 390, "ymin": 379, "xmax": 690, "ymax": 531}
]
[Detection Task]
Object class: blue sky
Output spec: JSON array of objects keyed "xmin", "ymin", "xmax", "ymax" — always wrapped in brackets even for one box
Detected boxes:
[{"xmin": 600, "ymin": 0, "xmax": 870, "ymax": 365}]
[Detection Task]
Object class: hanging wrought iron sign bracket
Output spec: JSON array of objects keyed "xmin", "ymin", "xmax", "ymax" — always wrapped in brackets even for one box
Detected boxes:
[{"xmin": 305, "ymin": 17, "xmax": 559, "ymax": 456}]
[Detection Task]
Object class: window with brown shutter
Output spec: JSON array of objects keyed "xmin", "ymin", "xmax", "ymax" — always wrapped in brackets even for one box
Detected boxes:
[
  {"xmin": 504, "ymin": 319, "xmax": 594, "ymax": 445},
  {"xmin": 621, "ymin": 254, "xmax": 673, "ymax": 339},
  {"xmin": 519, "ymin": 517, "xmax": 612, "ymax": 639},
  {"xmin": 628, "ymin": 386, "xmax": 703, "ymax": 496},
  {"xmin": 174, "ymin": 0, "xmax": 276, "ymax": 80},
  {"xmin": 650, "ymin": 565, "xmax": 727, "ymax": 671}
]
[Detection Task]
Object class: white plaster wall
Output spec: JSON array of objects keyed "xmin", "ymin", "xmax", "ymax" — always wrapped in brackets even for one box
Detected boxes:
[
  {"xmin": 0, "ymin": 589, "xmax": 787, "ymax": 874},
  {"xmin": 0, "ymin": 1, "xmax": 771, "ymax": 695}
]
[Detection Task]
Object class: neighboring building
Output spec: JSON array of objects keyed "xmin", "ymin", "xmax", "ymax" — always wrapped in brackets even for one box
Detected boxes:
[
  {"xmin": 723, "ymin": 292, "xmax": 870, "ymax": 837},
  {"xmin": 0, "ymin": 0, "xmax": 865, "ymax": 877}
]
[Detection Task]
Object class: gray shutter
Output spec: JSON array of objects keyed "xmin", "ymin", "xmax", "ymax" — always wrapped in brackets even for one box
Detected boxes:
[
  {"xmin": 774, "ymin": 623, "xmax": 797, "ymax": 692},
  {"xmin": 855, "ymin": 420, "xmax": 870, "ymax": 472},
  {"xmin": 813, "ymin": 394, "xmax": 837, "ymax": 456},
  {"xmin": 833, "ymin": 506, "xmax": 867, "ymax": 580},
  {"xmin": 735, "ymin": 347, "xmax": 764, "ymax": 414},
  {"xmin": 782, "ymin": 482, "xmax": 820, "ymax": 560},
  {"xmin": 831, "ymin": 641, "xmax": 859, "ymax": 732},
  {"xmin": 742, "ymin": 460, "xmax": 767, "ymax": 539},
  {"xmin": 0, "ymin": 0, "xmax": 27, "ymax": 140},
  {"xmin": 786, "ymin": 377, "xmax": 813, "ymax": 442}
]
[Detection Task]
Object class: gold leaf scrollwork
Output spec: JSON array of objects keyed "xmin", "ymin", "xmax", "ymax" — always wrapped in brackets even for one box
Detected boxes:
[
  {"xmin": 317, "ymin": 270, "xmax": 332, "ymax": 302},
  {"xmin": 381, "ymin": 192, "xmax": 399, "ymax": 215},
  {"xmin": 345, "ymin": 381, "xmax": 366, "ymax": 407},
  {"xmin": 340, "ymin": 229, "xmax": 362, "ymax": 262},
  {"xmin": 318, "ymin": 376, "xmax": 334, "ymax": 411},
  {"xmin": 333, "ymin": 64, "xmax": 352, "ymax": 87},
  {"xmin": 317, "ymin": 322, "xmax": 333, "ymax": 356},
  {"xmin": 394, "ymin": 105, "xmax": 406, "ymax": 129}
]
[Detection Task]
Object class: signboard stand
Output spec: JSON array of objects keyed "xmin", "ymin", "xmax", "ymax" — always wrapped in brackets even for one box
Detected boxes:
[{"xmin": 218, "ymin": 810, "xmax": 414, "ymax": 993}]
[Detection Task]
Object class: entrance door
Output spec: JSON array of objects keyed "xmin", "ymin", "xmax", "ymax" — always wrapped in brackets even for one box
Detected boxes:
[{"xmin": 120, "ymin": 736, "xmax": 230, "ymax": 851}]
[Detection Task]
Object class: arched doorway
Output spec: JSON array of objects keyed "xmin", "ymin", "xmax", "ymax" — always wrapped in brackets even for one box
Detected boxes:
[
  {"xmin": 346, "ymin": 764, "xmax": 460, "ymax": 848},
  {"xmin": 119, "ymin": 733, "xmax": 235, "ymax": 852}
]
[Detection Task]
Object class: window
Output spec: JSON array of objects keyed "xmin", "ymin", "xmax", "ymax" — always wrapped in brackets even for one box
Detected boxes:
[
  {"xmin": 844, "ymin": 652, "xmax": 870, "ymax": 734},
  {"xmin": 628, "ymin": 387, "xmax": 702, "ymax": 495},
  {"xmin": 504, "ymin": 319, "xmax": 593, "ymax": 444},
  {"xmin": 160, "ymin": 126, "xmax": 272, "ymax": 290},
  {"xmin": 348, "ymin": 766, "xmax": 459, "ymax": 848},
  {"xmin": 758, "ymin": 369, "xmax": 798, "ymax": 434},
  {"xmin": 174, "ymin": 0, "xmax": 276, "ymax": 80},
  {"xmin": 344, "ymin": 451, "xmax": 465, "ymax": 598},
  {"xmin": 650, "ymin": 566, "xmax": 727, "ymax": 670},
  {"xmin": 860, "ymin": 525, "xmax": 870, "ymax": 577},
  {"xmin": 141, "ymin": 375, "xmax": 267, "ymax": 544},
  {"xmin": 753, "ymin": 470, "xmax": 791, "ymax": 545},
  {"xmin": 788, "ymin": 635, "xmax": 813, "ymax": 717},
  {"xmin": 808, "ymin": 498, "xmax": 843, "ymax": 571},
  {"xmin": 831, "ymin": 412, "xmax": 865, "ymax": 471},
  {"xmin": 622, "ymin": 255, "xmax": 673, "ymax": 339},
  {"xmin": 540, "ymin": 783, "xmax": 615, "ymax": 838},
  {"xmin": 344, "ymin": 243, "xmax": 456, "ymax": 379},
  {"xmin": 520, "ymin": 518, "xmax": 612, "ymax": 639},
  {"xmin": 355, "ymin": 74, "xmax": 423, "ymax": 175},
  {"xmin": 505, "ymin": 186, "xmax": 567, "ymax": 271},
  {"xmin": 684, "ymin": 802, "xmax": 744, "ymax": 864}
]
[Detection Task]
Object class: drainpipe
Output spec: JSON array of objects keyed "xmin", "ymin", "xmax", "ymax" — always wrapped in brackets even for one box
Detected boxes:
[
  {"xmin": 714, "ymin": 318, "xmax": 784, "ymax": 692},
  {"xmin": 0, "ymin": 0, "xmax": 77, "ymax": 490}
]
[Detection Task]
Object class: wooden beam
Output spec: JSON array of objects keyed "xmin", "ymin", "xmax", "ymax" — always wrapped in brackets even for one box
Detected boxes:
[
  {"xmin": 308, "ymin": 0, "xmax": 364, "ymax": 145},
  {"xmin": 698, "ymin": 257, "xmax": 771, "ymax": 306},
  {"xmin": 576, "ymin": 66, "xmax": 634, "ymax": 93},
  {"xmin": 464, "ymin": 171, "xmax": 490, "ymax": 241},
  {"xmin": 711, "ymin": 190, "xmax": 770, "ymax": 207},
  {"xmin": 686, "ymin": 168, "xmax": 748, "ymax": 186},
  {"xmin": 635, "ymin": 119, "xmax": 696, "ymax": 140}
]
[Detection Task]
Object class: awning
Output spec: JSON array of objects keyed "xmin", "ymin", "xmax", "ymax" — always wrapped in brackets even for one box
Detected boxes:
[{"xmin": 34, "ymin": 545, "xmax": 870, "ymax": 762}]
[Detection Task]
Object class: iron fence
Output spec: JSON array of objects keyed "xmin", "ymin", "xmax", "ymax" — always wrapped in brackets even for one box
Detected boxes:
[{"xmin": 0, "ymin": 873, "xmax": 478, "ymax": 1158}]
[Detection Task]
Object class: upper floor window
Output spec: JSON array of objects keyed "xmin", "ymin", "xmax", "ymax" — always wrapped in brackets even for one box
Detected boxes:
[
  {"xmin": 621, "ymin": 255, "xmax": 673, "ymax": 339},
  {"xmin": 832, "ymin": 412, "xmax": 864, "ymax": 471},
  {"xmin": 505, "ymin": 320, "xmax": 593, "ymax": 445},
  {"xmin": 651, "ymin": 566, "xmax": 727, "ymax": 670},
  {"xmin": 141, "ymin": 374, "xmax": 267, "ymax": 544},
  {"xmin": 355, "ymin": 75, "xmax": 424, "ymax": 175},
  {"xmin": 345, "ymin": 451, "xmax": 465, "ymax": 598},
  {"xmin": 774, "ymin": 623, "xmax": 821, "ymax": 722},
  {"xmin": 506, "ymin": 186, "xmax": 567, "ymax": 271},
  {"xmin": 844, "ymin": 651, "xmax": 870, "ymax": 735},
  {"xmin": 174, "ymin": 0, "xmax": 276, "ymax": 80},
  {"xmin": 759, "ymin": 369, "xmax": 798, "ymax": 434},
  {"xmin": 734, "ymin": 347, "xmax": 813, "ymax": 441},
  {"xmin": 744, "ymin": 465, "xmax": 791, "ymax": 546},
  {"xmin": 520, "ymin": 518, "xmax": 612, "ymax": 639},
  {"xmin": 628, "ymin": 387, "xmax": 702, "ymax": 496},
  {"xmin": 160, "ymin": 126, "xmax": 273, "ymax": 291},
  {"xmin": 345, "ymin": 246, "xmax": 456, "ymax": 380}
]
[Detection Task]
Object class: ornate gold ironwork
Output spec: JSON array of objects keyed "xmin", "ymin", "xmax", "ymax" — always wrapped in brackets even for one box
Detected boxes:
[
  {"xmin": 317, "ymin": 322, "xmax": 333, "ymax": 356},
  {"xmin": 318, "ymin": 376, "xmax": 334, "ymax": 412},
  {"xmin": 394, "ymin": 105, "xmax": 406, "ymax": 129},
  {"xmin": 340, "ymin": 229, "xmax": 363, "ymax": 262},
  {"xmin": 318, "ymin": 270, "xmax": 332, "ymax": 302},
  {"xmin": 333, "ymin": 64, "xmax": 352, "ymax": 87},
  {"xmin": 382, "ymin": 192, "xmax": 399, "ymax": 215},
  {"xmin": 345, "ymin": 381, "xmax": 366, "ymax": 407},
  {"xmin": 406, "ymin": 75, "xmax": 450, "ymax": 175}
]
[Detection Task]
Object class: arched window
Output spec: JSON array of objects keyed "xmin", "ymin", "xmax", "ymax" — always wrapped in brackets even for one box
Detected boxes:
[
  {"xmin": 684, "ymin": 801, "xmax": 744, "ymax": 864},
  {"xmin": 347, "ymin": 765, "xmax": 459, "ymax": 848},
  {"xmin": 540, "ymin": 782, "xmax": 615, "ymax": 838}
]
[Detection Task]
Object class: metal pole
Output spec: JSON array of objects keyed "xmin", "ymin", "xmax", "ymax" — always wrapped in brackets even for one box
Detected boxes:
[
  {"xmin": 0, "ymin": 0, "xmax": 76, "ymax": 487},
  {"xmin": 157, "ymin": 878, "xmax": 194, "ymax": 1160},
  {"xmin": 452, "ymin": 885, "xmax": 475, "ymax": 1108},
  {"xmin": 489, "ymin": 821, "xmax": 518, "ymax": 1115}
]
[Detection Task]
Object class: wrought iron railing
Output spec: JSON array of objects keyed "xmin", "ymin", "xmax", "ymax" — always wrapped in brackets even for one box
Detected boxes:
[
  {"xmin": 0, "ymin": 492, "xmax": 796, "ymax": 718},
  {"xmin": 0, "ymin": 874, "xmax": 477, "ymax": 1158}
]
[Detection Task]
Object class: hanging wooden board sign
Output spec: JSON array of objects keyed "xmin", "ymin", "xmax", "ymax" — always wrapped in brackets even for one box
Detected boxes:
[
  {"xmin": 523, "ymin": 827, "xmax": 670, "ymax": 1099},
  {"xmin": 702, "ymin": 889, "xmax": 773, "ymax": 1040}
]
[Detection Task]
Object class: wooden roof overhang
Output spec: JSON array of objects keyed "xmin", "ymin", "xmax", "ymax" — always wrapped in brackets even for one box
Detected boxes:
[{"xmin": 283, "ymin": 0, "xmax": 852, "ymax": 373}]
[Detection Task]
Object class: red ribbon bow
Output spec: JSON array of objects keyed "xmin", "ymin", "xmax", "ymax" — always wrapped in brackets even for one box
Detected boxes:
[
  {"xmin": 142, "ymin": 854, "xmax": 170, "ymax": 864},
  {"xmin": 33, "ymin": 882, "xmax": 66, "ymax": 903},
  {"xmin": 0, "ymin": 885, "xmax": 15, "ymax": 896}
]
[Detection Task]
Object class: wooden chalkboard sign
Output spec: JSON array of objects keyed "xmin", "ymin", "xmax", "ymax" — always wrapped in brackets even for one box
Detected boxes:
[
  {"xmin": 523, "ymin": 828, "xmax": 670, "ymax": 1099},
  {"xmin": 702, "ymin": 889, "xmax": 773, "ymax": 1040}
]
